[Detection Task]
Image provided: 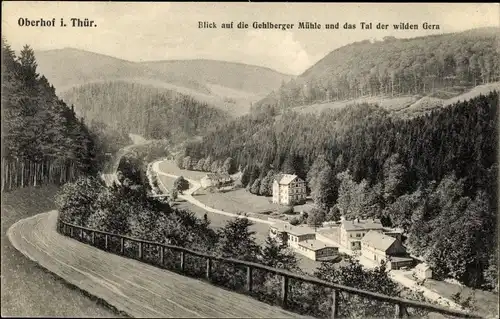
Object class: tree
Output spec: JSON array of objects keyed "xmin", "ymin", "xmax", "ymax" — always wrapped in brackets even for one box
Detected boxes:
[
  {"xmin": 195, "ymin": 158, "xmax": 205, "ymax": 171},
  {"xmin": 383, "ymin": 153, "xmax": 406, "ymax": 202},
  {"xmin": 173, "ymin": 176, "xmax": 189, "ymax": 192},
  {"xmin": 203, "ymin": 155, "xmax": 213, "ymax": 171},
  {"xmin": 249, "ymin": 178, "xmax": 261, "ymax": 195},
  {"xmin": 182, "ymin": 156, "xmax": 192, "ymax": 170},
  {"xmin": 222, "ymin": 157, "xmax": 236, "ymax": 174},
  {"xmin": 214, "ymin": 218, "xmax": 260, "ymax": 289},
  {"xmin": 310, "ymin": 166, "xmax": 337, "ymax": 211},
  {"xmin": 240, "ymin": 165, "xmax": 250, "ymax": 187},
  {"xmin": 259, "ymin": 169, "xmax": 275, "ymax": 196},
  {"xmin": 326, "ymin": 206, "xmax": 341, "ymax": 222},
  {"xmin": 260, "ymin": 235, "xmax": 299, "ymax": 270},
  {"xmin": 313, "ymin": 257, "xmax": 400, "ymax": 317},
  {"xmin": 307, "ymin": 206, "xmax": 326, "ymax": 230},
  {"xmin": 175, "ymin": 154, "xmax": 184, "ymax": 169},
  {"xmin": 55, "ymin": 176, "xmax": 106, "ymax": 226},
  {"xmin": 170, "ymin": 188, "xmax": 178, "ymax": 201}
]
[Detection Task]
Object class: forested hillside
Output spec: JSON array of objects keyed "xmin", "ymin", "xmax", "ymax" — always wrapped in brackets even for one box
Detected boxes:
[
  {"xmin": 1, "ymin": 39, "xmax": 106, "ymax": 190},
  {"xmin": 184, "ymin": 92, "xmax": 498, "ymax": 290},
  {"xmin": 141, "ymin": 59, "xmax": 293, "ymax": 96},
  {"xmin": 61, "ymin": 81, "xmax": 229, "ymax": 143},
  {"xmin": 254, "ymin": 27, "xmax": 500, "ymax": 112}
]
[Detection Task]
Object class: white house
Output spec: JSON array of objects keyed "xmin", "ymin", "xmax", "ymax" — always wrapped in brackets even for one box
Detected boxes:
[
  {"xmin": 268, "ymin": 221, "xmax": 339, "ymax": 261},
  {"xmin": 414, "ymin": 263, "xmax": 433, "ymax": 280},
  {"xmin": 200, "ymin": 173, "xmax": 232, "ymax": 189},
  {"xmin": 361, "ymin": 230, "xmax": 407, "ymax": 265},
  {"xmin": 339, "ymin": 218, "xmax": 384, "ymax": 250},
  {"xmin": 272, "ymin": 174, "xmax": 306, "ymax": 205}
]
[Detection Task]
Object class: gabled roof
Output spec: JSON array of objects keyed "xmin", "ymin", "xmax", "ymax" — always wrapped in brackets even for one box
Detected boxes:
[
  {"xmin": 270, "ymin": 222, "xmax": 315, "ymax": 236},
  {"xmin": 273, "ymin": 173, "xmax": 302, "ymax": 185},
  {"xmin": 415, "ymin": 263, "xmax": 432, "ymax": 271},
  {"xmin": 341, "ymin": 218, "xmax": 383, "ymax": 231},
  {"xmin": 362, "ymin": 230, "xmax": 397, "ymax": 252}
]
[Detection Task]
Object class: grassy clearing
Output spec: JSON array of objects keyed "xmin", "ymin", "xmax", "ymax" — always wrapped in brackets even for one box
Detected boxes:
[
  {"xmin": 422, "ymin": 279, "xmax": 498, "ymax": 318},
  {"xmin": 157, "ymin": 160, "xmax": 207, "ymax": 180},
  {"xmin": 1, "ymin": 185, "xmax": 120, "ymax": 317},
  {"xmin": 193, "ymin": 188, "xmax": 279, "ymax": 214}
]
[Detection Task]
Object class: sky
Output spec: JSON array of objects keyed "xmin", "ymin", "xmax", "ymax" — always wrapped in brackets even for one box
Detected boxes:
[{"xmin": 2, "ymin": 2, "xmax": 499, "ymax": 75}]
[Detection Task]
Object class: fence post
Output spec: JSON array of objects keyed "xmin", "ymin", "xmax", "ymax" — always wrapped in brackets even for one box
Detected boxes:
[
  {"xmin": 70, "ymin": 226, "xmax": 73, "ymax": 237},
  {"xmin": 206, "ymin": 257, "xmax": 212, "ymax": 280},
  {"xmin": 80, "ymin": 228, "xmax": 83, "ymax": 240},
  {"xmin": 395, "ymin": 303, "xmax": 405, "ymax": 318},
  {"xmin": 331, "ymin": 289, "xmax": 339, "ymax": 319},
  {"xmin": 180, "ymin": 251, "xmax": 185, "ymax": 271},
  {"xmin": 160, "ymin": 245, "xmax": 164, "ymax": 265},
  {"xmin": 91, "ymin": 231, "xmax": 95, "ymax": 245},
  {"xmin": 120, "ymin": 237, "xmax": 124, "ymax": 255},
  {"xmin": 246, "ymin": 266, "xmax": 253, "ymax": 292},
  {"xmin": 138, "ymin": 242, "xmax": 143, "ymax": 259},
  {"xmin": 104, "ymin": 234, "xmax": 108, "ymax": 250},
  {"xmin": 281, "ymin": 275, "xmax": 289, "ymax": 308}
]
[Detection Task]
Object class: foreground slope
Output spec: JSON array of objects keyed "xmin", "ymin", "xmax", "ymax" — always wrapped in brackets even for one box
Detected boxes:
[
  {"xmin": 1, "ymin": 186, "xmax": 118, "ymax": 317},
  {"xmin": 7, "ymin": 210, "xmax": 309, "ymax": 318}
]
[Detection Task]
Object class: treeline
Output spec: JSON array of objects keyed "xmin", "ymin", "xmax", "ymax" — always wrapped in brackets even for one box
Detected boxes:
[
  {"xmin": 57, "ymin": 176, "xmax": 433, "ymax": 318},
  {"xmin": 176, "ymin": 155, "xmax": 236, "ymax": 174},
  {"xmin": 254, "ymin": 27, "xmax": 500, "ymax": 112},
  {"xmin": 185, "ymin": 92, "xmax": 498, "ymax": 290},
  {"xmin": 61, "ymin": 81, "xmax": 229, "ymax": 143},
  {"xmin": 1, "ymin": 39, "xmax": 104, "ymax": 190}
]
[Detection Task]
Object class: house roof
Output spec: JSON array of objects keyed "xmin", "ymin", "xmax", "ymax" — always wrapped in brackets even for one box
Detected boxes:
[
  {"xmin": 274, "ymin": 173, "xmax": 302, "ymax": 185},
  {"xmin": 270, "ymin": 222, "xmax": 315, "ymax": 236},
  {"xmin": 415, "ymin": 263, "xmax": 432, "ymax": 271},
  {"xmin": 341, "ymin": 218, "xmax": 383, "ymax": 231},
  {"xmin": 361, "ymin": 230, "xmax": 397, "ymax": 252},
  {"xmin": 287, "ymin": 225, "xmax": 316, "ymax": 236},
  {"xmin": 298, "ymin": 239, "xmax": 337, "ymax": 251}
]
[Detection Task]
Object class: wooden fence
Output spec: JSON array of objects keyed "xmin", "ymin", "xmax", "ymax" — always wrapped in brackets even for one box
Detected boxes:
[
  {"xmin": 1, "ymin": 157, "xmax": 79, "ymax": 192},
  {"xmin": 57, "ymin": 219, "xmax": 482, "ymax": 319}
]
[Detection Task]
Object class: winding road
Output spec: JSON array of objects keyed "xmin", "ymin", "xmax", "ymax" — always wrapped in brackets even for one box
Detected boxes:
[
  {"xmin": 152, "ymin": 160, "xmax": 272, "ymax": 225},
  {"xmin": 7, "ymin": 210, "xmax": 308, "ymax": 318}
]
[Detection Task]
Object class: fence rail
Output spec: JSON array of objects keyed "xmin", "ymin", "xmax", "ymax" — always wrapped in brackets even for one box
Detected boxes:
[{"xmin": 57, "ymin": 219, "xmax": 482, "ymax": 319}]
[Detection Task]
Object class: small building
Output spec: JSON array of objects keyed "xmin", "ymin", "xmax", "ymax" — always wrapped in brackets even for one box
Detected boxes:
[
  {"xmin": 387, "ymin": 256, "xmax": 415, "ymax": 270},
  {"xmin": 383, "ymin": 228, "xmax": 404, "ymax": 242},
  {"xmin": 286, "ymin": 226, "xmax": 316, "ymax": 249},
  {"xmin": 297, "ymin": 240, "xmax": 339, "ymax": 261},
  {"xmin": 200, "ymin": 173, "xmax": 233, "ymax": 189},
  {"xmin": 272, "ymin": 174, "xmax": 307, "ymax": 206},
  {"xmin": 414, "ymin": 263, "xmax": 433, "ymax": 280},
  {"xmin": 269, "ymin": 221, "xmax": 289, "ymax": 245},
  {"xmin": 340, "ymin": 218, "xmax": 384, "ymax": 250},
  {"xmin": 361, "ymin": 230, "xmax": 406, "ymax": 266}
]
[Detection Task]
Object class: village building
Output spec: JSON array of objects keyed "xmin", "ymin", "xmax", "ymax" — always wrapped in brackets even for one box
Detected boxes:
[
  {"xmin": 361, "ymin": 230, "xmax": 413, "ymax": 270},
  {"xmin": 297, "ymin": 240, "xmax": 339, "ymax": 261},
  {"xmin": 414, "ymin": 263, "xmax": 433, "ymax": 280},
  {"xmin": 268, "ymin": 221, "xmax": 339, "ymax": 261},
  {"xmin": 200, "ymin": 173, "xmax": 233, "ymax": 189},
  {"xmin": 339, "ymin": 218, "xmax": 384, "ymax": 250},
  {"xmin": 272, "ymin": 174, "xmax": 307, "ymax": 205}
]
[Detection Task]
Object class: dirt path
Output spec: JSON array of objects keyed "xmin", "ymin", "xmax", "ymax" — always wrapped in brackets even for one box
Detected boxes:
[
  {"xmin": 1, "ymin": 186, "xmax": 118, "ymax": 317},
  {"xmin": 7, "ymin": 210, "xmax": 308, "ymax": 318},
  {"xmin": 152, "ymin": 160, "xmax": 272, "ymax": 225}
]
